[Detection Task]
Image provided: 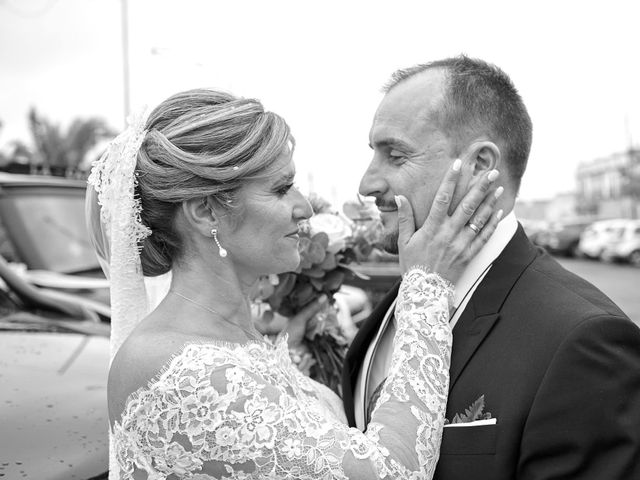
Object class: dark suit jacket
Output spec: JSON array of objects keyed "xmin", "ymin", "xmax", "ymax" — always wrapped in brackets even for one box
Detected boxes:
[{"xmin": 342, "ymin": 225, "xmax": 640, "ymax": 479}]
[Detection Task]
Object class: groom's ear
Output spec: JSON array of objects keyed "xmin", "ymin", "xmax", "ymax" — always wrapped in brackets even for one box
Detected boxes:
[
  {"xmin": 181, "ymin": 196, "xmax": 219, "ymax": 236},
  {"xmin": 466, "ymin": 141, "xmax": 501, "ymax": 177}
]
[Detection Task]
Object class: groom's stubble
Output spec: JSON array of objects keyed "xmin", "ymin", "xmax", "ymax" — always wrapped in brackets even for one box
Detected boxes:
[
  {"xmin": 382, "ymin": 227, "xmax": 399, "ymax": 254},
  {"xmin": 376, "ymin": 197, "xmax": 401, "ymax": 254}
]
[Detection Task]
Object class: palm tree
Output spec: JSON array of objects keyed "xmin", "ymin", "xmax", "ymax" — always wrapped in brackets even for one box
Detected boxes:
[
  {"xmin": 28, "ymin": 108, "xmax": 65, "ymax": 175},
  {"xmin": 27, "ymin": 108, "xmax": 115, "ymax": 177},
  {"xmin": 64, "ymin": 117, "xmax": 115, "ymax": 176}
]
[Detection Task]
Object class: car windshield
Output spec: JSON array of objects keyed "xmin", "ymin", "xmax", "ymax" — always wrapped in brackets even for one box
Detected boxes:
[
  {"xmin": 610, "ymin": 227, "xmax": 626, "ymax": 239},
  {"xmin": 7, "ymin": 192, "xmax": 99, "ymax": 273}
]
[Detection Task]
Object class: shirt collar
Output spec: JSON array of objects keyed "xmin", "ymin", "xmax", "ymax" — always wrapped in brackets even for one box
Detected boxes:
[{"xmin": 452, "ymin": 211, "xmax": 518, "ymax": 308}]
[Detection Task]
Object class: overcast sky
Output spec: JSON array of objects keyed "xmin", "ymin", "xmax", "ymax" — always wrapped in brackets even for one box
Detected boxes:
[{"xmin": 1, "ymin": 0, "xmax": 639, "ymax": 205}]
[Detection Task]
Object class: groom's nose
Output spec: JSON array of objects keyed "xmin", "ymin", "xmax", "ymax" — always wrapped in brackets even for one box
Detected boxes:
[{"xmin": 359, "ymin": 156, "xmax": 387, "ymax": 199}]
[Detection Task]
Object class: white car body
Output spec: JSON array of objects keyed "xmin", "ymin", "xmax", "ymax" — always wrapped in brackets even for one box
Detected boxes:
[
  {"xmin": 602, "ymin": 220, "xmax": 640, "ymax": 266},
  {"xmin": 578, "ymin": 219, "xmax": 629, "ymax": 259}
]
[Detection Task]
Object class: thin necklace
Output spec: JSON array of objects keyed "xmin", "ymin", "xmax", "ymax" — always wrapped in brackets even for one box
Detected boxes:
[{"xmin": 170, "ymin": 289, "xmax": 265, "ymax": 343}]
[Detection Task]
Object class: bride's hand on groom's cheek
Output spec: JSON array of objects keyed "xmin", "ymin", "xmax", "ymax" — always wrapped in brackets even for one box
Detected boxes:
[{"xmin": 395, "ymin": 159, "xmax": 504, "ymax": 285}]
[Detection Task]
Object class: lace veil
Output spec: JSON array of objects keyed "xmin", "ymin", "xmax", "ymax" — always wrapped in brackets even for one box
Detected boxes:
[
  {"xmin": 86, "ymin": 111, "xmax": 152, "ymax": 361},
  {"xmin": 85, "ymin": 112, "xmax": 159, "ymax": 480}
]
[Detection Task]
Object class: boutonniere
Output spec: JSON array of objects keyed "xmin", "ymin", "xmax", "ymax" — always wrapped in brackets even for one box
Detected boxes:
[{"xmin": 445, "ymin": 394, "xmax": 493, "ymax": 424}]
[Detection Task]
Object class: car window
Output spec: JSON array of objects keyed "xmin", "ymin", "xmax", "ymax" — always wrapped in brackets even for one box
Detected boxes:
[
  {"xmin": 2, "ymin": 191, "xmax": 99, "ymax": 273},
  {"xmin": 611, "ymin": 227, "xmax": 626, "ymax": 238}
]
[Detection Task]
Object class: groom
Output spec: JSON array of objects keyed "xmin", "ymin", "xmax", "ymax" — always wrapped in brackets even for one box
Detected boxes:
[{"xmin": 342, "ymin": 55, "xmax": 640, "ymax": 479}]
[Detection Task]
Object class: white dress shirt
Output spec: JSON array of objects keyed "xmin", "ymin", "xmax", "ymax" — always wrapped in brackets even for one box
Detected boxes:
[{"xmin": 354, "ymin": 212, "xmax": 518, "ymax": 431}]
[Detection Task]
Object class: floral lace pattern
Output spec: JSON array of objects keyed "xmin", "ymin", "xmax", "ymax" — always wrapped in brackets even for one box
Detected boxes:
[{"xmin": 113, "ymin": 269, "xmax": 453, "ymax": 479}]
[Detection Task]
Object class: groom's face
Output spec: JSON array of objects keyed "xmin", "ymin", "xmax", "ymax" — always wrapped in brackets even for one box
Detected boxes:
[{"xmin": 359, "ymin": 70, "xmax": 460, "ymax": 253}]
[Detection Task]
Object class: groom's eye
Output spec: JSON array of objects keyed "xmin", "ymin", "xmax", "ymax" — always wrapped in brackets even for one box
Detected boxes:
[{"xmin": 389, "ymin": 149, "xmax": 408, "ymax": 164}]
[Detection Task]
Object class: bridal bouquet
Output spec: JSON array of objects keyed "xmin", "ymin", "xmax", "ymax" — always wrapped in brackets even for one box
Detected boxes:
[{"xmin": 253, "ymin": 194, "xmax": 383, "ymax": 396}]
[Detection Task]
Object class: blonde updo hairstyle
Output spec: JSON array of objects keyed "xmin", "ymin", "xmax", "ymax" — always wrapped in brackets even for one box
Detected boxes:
[{"xmin": 136, "ymin": 89, "xmax": 293, "ymax": 277}]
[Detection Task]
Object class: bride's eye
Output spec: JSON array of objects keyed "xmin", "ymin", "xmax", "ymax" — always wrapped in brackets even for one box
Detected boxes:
[{"xmin": 275, "ymin": 183, "xmax": 295, "ymax": 197}]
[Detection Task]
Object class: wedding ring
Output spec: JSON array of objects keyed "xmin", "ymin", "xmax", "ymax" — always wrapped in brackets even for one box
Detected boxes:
[{"xmin": 467, "ymin": 222, "xmax": 481, "ymax": 234}]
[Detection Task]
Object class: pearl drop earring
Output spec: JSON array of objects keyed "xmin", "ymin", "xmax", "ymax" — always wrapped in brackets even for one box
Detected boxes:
[{"xmin": 211, "ymin": 228, "xmax": 227, "ymax": 257}]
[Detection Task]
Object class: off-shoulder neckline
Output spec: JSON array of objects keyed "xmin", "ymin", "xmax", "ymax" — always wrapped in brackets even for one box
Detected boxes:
[{"xmin": 111, "ymin": 334, "xmax": 289, "ymax": 429}]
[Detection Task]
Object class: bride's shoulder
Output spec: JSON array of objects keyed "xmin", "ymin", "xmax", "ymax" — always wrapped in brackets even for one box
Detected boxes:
[
  {"xmin": 107, "ymin": 326, "xmax": 264, "ymax": 421},
  {"xmin": 108, "ymin": 328, "xmax": 201, "ymax": 421},
  {"xmin": 113, "ymin": 327, "xmax": 184, "ymax": 372}
]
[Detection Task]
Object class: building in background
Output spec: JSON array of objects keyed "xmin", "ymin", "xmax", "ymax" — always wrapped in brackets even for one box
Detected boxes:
[
  {"xmin": 545, "ymin": 192, "xmax": 578, "ymax": 222},
  {"xmin": 514, "ymin": 198, "xmax": 551, "ymax": 222},
  {"xmin": 516, "ymin": 192, "xmax": 579, "ymax": 223},
  {"xmin": 576, "ymin": 148, "xmax": 640, "ymax": 219}
]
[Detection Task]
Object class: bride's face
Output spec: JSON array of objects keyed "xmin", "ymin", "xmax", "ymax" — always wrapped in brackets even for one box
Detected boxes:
[{"xmin": 220, "ymin": 147, "xmax": 312, "ymax": 278}]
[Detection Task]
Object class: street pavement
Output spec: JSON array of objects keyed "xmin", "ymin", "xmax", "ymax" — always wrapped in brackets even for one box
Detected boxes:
[{"xmin": 556, "ymin": 257, "xmax": 640, "ymax": 327}]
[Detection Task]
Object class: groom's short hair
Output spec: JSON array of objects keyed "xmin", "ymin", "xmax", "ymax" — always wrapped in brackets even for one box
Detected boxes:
[{"xmin": 384, "ymin": 55, "xmax": 533, "ymax": 190}]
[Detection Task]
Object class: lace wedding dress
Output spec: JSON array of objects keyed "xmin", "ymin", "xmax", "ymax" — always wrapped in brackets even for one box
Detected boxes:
[{"xmin": 111, "ymin": 269, "xmax": 452, "ymax": 479}]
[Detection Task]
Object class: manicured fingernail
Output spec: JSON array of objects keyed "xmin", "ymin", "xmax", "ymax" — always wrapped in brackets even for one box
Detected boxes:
[
  {"xmin": 452, "ymin": 159, "xmax": 462, "ymax": 171},
  {"xmin": 494, "ymin": 186, "xmax": 504, "ymax": 198},
  {"xmin": 394, "ymin": 195, "xmax": 402, "ymax": 208},
  {"xmin": 496, "ymin": 209, "xmax": 504, "ymax": 220},
  {"xmin": 319, "ymin": 294, "xmax": 328, "ymax": 304},
  {"xmin": 488, "ymin": 169, "xmax": 499, "ymax": 182}
]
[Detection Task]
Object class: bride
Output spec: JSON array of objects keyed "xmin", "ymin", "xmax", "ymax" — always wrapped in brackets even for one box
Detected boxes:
[{"xmin": 86, "ymin": 88, "xmax": 501, "ymax": 479}]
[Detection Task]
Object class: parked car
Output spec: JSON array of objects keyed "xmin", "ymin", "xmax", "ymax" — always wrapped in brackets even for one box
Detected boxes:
[
  {"xmin": 0, "ymin": 253, "xmax": 110, "ymax": 479},
  {"xmin": 0, "ymin": 173, "xmax": 110, "ymax": 314},
  {"xmin": 0, "ymin": 174, "xmax": 99, "ymax": 273},
  {"xmin": 535, "ymin": 220, "xmax": 591, "ymax": 257},
  {"xmin": 0, "ymin": 173, "xmax": 372, "ymax": 479},
  {"xmin": 601, "ymin": 220, "xmax": 640, "ymax": 267},
  {"xmin": 345, "ymin": 261, "xmax": 401, "ymax": 308},
  {"xmin": 577, "ymin": 219, "xmax": 628, "ymax": 259},
  {"xmin": 520, "ymin": 219, "xmax": 551, "ymax": 246},
  {"xmin": 0, "ymin": 173, "xmax": 110, "ymax": 479}
]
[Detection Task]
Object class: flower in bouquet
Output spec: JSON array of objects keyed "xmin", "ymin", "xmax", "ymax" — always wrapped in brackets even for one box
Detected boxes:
[
  {"xmin": 266, "ymin": 212, "xmax": 361, "ymax": 318},
  {"xmin": 254, "ymin": 195, "xmax": 377, "ymax": 396},
  {"xmin": 342, "ymin": 196, "xmax": 386, "ymax": 262}
]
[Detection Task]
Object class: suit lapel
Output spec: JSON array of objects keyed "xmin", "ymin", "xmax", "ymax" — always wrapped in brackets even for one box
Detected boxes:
[
  {"xmin": 342, "ymin": 279, "xmax": 400, "ymax": 426},
  {"xmin": 449, "ymin": 225, "xmax": 539, "ymax": 390},
  {"xmin": 449, "ymin": 308, "xmax": 500, "ymax": 390},
  {"xmin": 344, "ymin": 225, "xmax": 539, "ymax": 417}
]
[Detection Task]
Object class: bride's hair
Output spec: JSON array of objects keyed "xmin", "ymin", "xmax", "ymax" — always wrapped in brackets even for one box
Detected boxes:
[{"xmin": 135, "ymin": 88, "xmax": 293, "ymax": 277}]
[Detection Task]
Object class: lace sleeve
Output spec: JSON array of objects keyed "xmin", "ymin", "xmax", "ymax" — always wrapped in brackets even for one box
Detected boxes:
[{"xmin": 112, "ymin": 269, "xmax": 452, "ymax": 479}]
